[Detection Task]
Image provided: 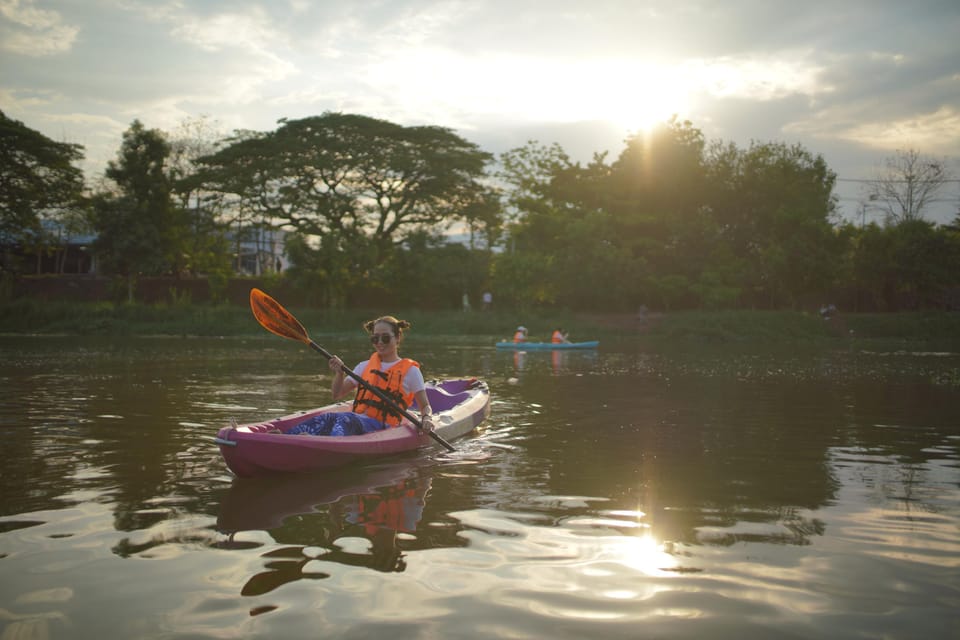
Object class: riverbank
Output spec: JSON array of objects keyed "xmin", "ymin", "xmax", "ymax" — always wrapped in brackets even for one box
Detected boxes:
[{"xmin": 2, "ymin": 298, "xmax": 958, "ymax": 347}]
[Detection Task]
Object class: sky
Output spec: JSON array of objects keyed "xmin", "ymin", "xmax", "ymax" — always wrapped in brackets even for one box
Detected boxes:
[{"xmin": 3, "ymin": 0, "xmax": 959, "ymax": 223}]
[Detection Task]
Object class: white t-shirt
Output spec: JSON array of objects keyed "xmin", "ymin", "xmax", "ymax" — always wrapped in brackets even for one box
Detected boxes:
[{"xmin": 346, "ymin": 357, "xmax": 425, "ymax": 394}]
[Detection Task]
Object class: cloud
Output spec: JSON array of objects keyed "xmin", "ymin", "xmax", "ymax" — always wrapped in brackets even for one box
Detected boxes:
[
  {"xmin": 171, "ymin": 6, "xmax": 282, "ymax": 54},
  {"xmin": 0, "ymin": 86, "xmax": 60, "ymax": 109},
  {"xmin": 827, "ymin": 107, "xmax": 960, "ymax": 154},
  {"xmin": 0, "ymin": 0, "xmax": 79, "ymax": 56}
]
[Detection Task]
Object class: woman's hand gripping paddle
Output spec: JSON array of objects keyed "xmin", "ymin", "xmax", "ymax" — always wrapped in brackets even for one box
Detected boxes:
[{"xmin": 249, "ymin": 288, "xmax": 455, "ymax": 452}]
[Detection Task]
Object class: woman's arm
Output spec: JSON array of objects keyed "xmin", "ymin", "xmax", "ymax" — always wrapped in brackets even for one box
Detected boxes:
[
  {"xmin": 328, "ymin": 356, "xmax": 358, "ymax": 400},
  {"xmin": 413, "ymin": 388, "xmax": 434, "ymax": 431}
]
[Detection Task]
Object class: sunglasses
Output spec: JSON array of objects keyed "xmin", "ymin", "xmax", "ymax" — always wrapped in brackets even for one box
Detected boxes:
[{"xmin": 370, "ymin": 333, "xmax": 394, "ymax": 345}]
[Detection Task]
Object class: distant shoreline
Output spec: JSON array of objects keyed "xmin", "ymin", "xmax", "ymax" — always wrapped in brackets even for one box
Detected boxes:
[{"xmin": 1, "ymin": 299, "xmax": 958, "ymax": 348}]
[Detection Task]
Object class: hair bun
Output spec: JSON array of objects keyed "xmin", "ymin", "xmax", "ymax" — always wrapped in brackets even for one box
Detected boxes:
[{"xmin": 364, "ymin": 316, "xmax": 410, "ymax": 334}]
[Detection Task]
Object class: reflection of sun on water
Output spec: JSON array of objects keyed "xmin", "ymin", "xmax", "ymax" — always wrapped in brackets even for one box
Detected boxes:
[
  {"xmin": 604, "ymin": 509, "xmax": 678, "ymax": 576},
  {"xmin": 580, "ymin": 510, "xmax": 679, "ymax": 576},
  {"xmin": 613, "ymin": 533, "xmax": 677, "ymax": 576}
]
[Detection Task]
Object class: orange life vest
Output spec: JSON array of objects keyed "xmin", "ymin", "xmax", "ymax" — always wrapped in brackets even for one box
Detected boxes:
[
  {"xmin": 352, "ymin": 352, "xmax": 419, "ymax": 427},
  {"xmin": 355, "ymin": 480, "xmax": 419, "ymax": 534},
  {"xmin": 513, "ymin": 331, "xmax": 525, "ymax": 343},
  {"xmin": 551, "ymin": 330, "xmax": 564, "ymax": 343}
]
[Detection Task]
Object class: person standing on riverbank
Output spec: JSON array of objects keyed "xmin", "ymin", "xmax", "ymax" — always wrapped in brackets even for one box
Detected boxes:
[{"xmin": 482, "ymin": 291, "xmax": 493, "ymax": 311}]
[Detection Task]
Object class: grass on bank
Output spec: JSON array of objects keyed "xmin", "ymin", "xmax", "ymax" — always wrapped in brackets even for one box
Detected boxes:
[
  {"xmin": 0, "ymin": 298, "xmax": 958, "ymax": 347},
  {"xmin": 0, "ymin": 298, "xmax": 575, "ymax": 339}
]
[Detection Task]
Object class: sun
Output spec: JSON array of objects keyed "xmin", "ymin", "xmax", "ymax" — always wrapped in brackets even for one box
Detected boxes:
[
  {"xmin": 526, "ymin": 58, "xmax": 692, "ymax": 134},
  {"xmin": 601, "ymin": 62, "xmax": 691, "ymax": 133},
  {"xmin": 369, "ymin": 51, "xmax": 692, "ymax": 135}
]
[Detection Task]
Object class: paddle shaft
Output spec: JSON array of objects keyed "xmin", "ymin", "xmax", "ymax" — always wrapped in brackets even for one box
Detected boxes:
[{"xmin": 307, "ymin": 340, "xmax": 456, "ymax": 452}]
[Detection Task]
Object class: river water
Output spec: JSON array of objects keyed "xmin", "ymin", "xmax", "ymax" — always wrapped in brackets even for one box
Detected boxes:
[{"xmin": 1, "ymin": 335, "xmax": 958, "ymax": 639}]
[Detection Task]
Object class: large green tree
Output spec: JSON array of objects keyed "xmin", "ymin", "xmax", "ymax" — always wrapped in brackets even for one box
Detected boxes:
[
  {"xmin": 195, "ymin": 112, "xmax": 496, "ymax": 305},
  {"xmin": 495, "ymin": 150, "xmax": 638, "ymax": 310},
  {"xmin": 603, "ymin": 118, "xmax": 709, "ymax": 309},
  {"xmin": 0, "ymin": 110, "xmax": 85, "ymax": 268},
  {"xmin": 199, "ymin": 113, "xmax": 493, "ymax": 245},
  {"xmin": 495, "ymin": 120, "xmax": 710, "ymax": 311},
  {"xmin": 91, "ymin": 121, "xmax": 180, "ymax": 299},
  {"xmin": 705, "ymin": 140, "xmax": 839, "ymax": 307},
  {"xmin": 495, "ymin": 119, "xmax": 842, "ymax": 311},
  {"xmin": 844, "ymin": 220, "xmax": 960, "ymax": 310}
]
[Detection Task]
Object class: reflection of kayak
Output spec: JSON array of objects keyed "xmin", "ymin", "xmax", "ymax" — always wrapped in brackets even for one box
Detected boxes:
[
  {"xmin": 217, "ymin": 458, "xmax": 429, "ymax": 533},
  {"xmin": 220, "ymin": 463, "xmax": 434, "ymax": 585},
  {"xmin": 495, "ymin": 341, "xmax": 599, "ymax": 350},
  {"xmin": 215, "ymin": 378, "xmax": 490, "ymax": 477}
]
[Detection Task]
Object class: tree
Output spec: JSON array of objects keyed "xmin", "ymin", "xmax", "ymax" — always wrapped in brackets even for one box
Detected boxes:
[
  {"xmin": 497, "ymin": 141, "xmax": 573, "ymax": 224},
  {"xmin": 864, "ymin": 148, "xmax": 953, "ymax": 225},
  {"xmin": 605, "ymin": 118, "xmax": 709, "ymax": 307},
  {"xmin": 496, "ymin": 119, "xmax": 842, "ymax": 311},
  {"xmin": 203, "ymin": 113, "xmax": 493, "ymax": 245},
  {"xmin": 496, "ymin": 120, "xmax": 712, "ymax": 311},
  {"xmin": 459, "ymin": 187, "xmax": 505, "ymax": 251},
  {"xmin": 166, "ymin": 116, "xmax": 232, "ymax": 287},
  {"xmin": 704, "ymin": 140, "xmax": 839, "ymax": 308},
  {"xmin": 195, "ymin": 112, "xmax": 497, "ymax": 302},
  {"xmin": 845, "ymin": 220, "xmax": 960, "ymax": 310},
  {"xmin": 0, "ymin": 110, "xmax": 85, "ymax": 269},
  {"xmin": 91, "ymin": 121, "xmax": 178, "ymax": 300}
]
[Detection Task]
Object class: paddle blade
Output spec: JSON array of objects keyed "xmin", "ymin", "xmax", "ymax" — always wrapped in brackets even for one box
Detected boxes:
[{"xmin": 250, "ymin": 288, "xmax": 311, "ymax": 344}]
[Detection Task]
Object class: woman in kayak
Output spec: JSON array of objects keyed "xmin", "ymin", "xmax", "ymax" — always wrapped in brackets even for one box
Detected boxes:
[{"xmin": 288, "ymin": 315, "xmax": 435, "ymax": 436}]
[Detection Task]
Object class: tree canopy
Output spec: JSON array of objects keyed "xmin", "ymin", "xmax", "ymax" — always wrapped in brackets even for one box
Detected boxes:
[
  {"xmin": 92, "ymin": 121, "xmax": 175, "ymax": 278},
  {"xmin": 5, "ymin": 109, "xmax": 957, "ymax": 312},
  {"xmin": 196, "ymin": 113, "xmax": 492, "ymax": 244},
  {"xmin": 0, "ymin": 110, "xmax": 85, "ymax": 245},
  {"xmin": 492, "ymin": 119, "xmax": 843, "ymax": 311},
  {"xmin": 193, "ymin": 112, "xmax": 497, "ymax": 305}
]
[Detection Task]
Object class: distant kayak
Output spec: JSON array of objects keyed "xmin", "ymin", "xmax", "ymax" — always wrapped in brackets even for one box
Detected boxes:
[{"xmin": 495, "ymin": 340, "xmax": 599, "ymax": 350}]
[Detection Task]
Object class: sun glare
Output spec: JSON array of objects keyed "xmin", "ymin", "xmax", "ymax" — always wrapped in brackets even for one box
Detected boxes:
[
  {"xmin": 369, "ymin": 51, "xmax": 820, "ymax": 138},
  {"xmin": 543, "ymin": 59, "xmax": 692, "ymax": 133},
  {"xmin": 366, "ymin": 53, "xmax": 692, "ymax": 133},
  {"xmin": 615, "ymin": 533, "xmax": 678, "ymax": 576},
  {"xmin": 602, "ymin": 66, "xmax": 690, "ymax": 133}
]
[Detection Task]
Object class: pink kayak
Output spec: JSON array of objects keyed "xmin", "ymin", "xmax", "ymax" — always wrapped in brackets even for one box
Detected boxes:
[{"xmin": 215, "ymin": 378, "xmax": 490, "ymax": 477}]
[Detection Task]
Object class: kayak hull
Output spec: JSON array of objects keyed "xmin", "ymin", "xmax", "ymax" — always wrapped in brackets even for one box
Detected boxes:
[
  {"xmin": 215, "ymin": 378, "xmax": 489, "ymax": 477},
  {"xmin": 495, "ymin": 340, "xmax": 599, "ymax": 350}
]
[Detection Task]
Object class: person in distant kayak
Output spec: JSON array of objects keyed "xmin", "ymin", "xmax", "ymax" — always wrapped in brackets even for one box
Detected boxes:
[
  {"xmin": 513, "ymin": 326, "xmax": 528, "ymax": 343},
  {"xmin": 288, "ymin": 316, "xmax": 434, "ymax": 436},
  {"xmin": 551, "ymin": 328, "xmax": 571, "ymax": 344}
]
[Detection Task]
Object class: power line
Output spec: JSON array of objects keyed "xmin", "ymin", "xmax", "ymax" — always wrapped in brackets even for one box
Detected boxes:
[
  {"xmin": 836, "ymin": 177, "xmax": 960, "ymax": 184},
  {"xmin": 838, "ymin": 197, "xmax": 956, "ymax": 203}
]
